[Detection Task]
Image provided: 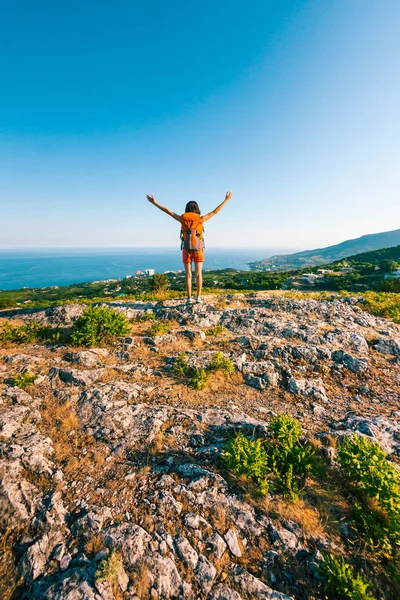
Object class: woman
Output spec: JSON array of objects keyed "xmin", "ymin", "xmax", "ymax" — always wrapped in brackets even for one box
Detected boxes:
[{"xmin": 146, "ymin": 191, "xmax": 232, "ymax": 303}]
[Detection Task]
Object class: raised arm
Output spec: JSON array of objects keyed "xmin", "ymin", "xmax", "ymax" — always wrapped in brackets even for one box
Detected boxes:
[
  {"xmin": 146, "ymin": 195, "xmax": 181, "ymax": 222},
  {"xmin": 202, "ymin": 191, "xmax": 232, "ymax": 223}
]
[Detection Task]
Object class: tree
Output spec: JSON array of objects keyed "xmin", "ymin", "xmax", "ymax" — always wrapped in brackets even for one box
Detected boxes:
[
  {"xmin": 380, "ymin": 260, "xmax": 398, "ymax": 273},
  {"xmin": 149, "ymin": 273, "xmax": 169, "ymax": 292}
]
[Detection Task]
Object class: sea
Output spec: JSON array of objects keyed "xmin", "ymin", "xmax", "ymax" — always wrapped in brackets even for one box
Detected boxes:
[{"xmin": 0, "ymin": 247, "xmax": 295, "ymax": 291}]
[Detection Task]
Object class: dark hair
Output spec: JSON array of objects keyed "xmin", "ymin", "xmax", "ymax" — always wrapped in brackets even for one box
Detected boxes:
[{"xmin": 185, "ymin": 201, "xmax": 201, "ymax": 214}]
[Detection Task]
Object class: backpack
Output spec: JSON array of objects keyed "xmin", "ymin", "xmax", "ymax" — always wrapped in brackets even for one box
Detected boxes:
[{"xmin": 180, "ymin": 212, "xmax": 205, "ymax": 253}]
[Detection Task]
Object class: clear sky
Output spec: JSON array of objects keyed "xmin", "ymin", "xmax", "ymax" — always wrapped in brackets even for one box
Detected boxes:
[{"xmin": 1, "ymin": 0, "xmax": 399, "ymax": 250}]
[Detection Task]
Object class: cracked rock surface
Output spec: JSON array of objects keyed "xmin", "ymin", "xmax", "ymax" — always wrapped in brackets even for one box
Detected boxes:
[{"xmin": 1, "ymin": 293, "xmax": 399, "ymax": 599}]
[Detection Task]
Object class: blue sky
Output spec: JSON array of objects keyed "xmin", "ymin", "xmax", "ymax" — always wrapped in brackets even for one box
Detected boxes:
[{"xmin": 1, "ymin": 0, "xmax": 399, "ymax": 250}]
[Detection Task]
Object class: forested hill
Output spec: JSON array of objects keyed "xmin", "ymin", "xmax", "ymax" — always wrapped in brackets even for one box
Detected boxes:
[{"xmin": 249, "ymin": 228, "xmax": 400, "ymax": 271}]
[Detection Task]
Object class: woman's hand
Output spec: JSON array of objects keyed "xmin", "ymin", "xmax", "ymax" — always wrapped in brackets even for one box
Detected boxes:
[
  {"xmin": 146, "ymin": 194, "xmax": 156, "ymax": 204},
  {"xmin": 225, "ymin": 190, "xmax": 232, "ymax": 201}
]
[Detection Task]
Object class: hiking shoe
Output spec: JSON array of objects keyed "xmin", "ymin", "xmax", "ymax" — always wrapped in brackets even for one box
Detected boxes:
[
  {"xmin": 195, "ymin": 296, "xmax": 202, "ymax": 304},
  {"xmin": 186, "ymin": 297, "xmax": 194, "ymax": 305}
]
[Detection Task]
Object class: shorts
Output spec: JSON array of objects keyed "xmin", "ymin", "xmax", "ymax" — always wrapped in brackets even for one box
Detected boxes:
[{"xmin": 182, "ymin": 249, "xmax": 204, "ymax": 264}]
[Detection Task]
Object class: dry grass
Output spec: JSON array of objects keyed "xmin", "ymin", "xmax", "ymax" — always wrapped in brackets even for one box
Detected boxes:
[
  {"xmin": 0, "ymin": 525, "xmax": 27, "ymax": 600},
  {"xmin": 132, "ymin": 562, "xmax": 152, "ymax": 599},
  {"xmin": 85, "ymin": 533, "xmax": 104, "ymax": 558},
  {"xmin": 207, "ymin": 505, "xmax": 229, "ymax": 534},
  {"xmin": 268, "ymin": 498, "xmax": 326, "ymax": 538}
]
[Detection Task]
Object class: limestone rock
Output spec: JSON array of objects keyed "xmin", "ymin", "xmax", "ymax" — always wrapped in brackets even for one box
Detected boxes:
[
  {"xmin": 209, "ymin": 584, "xmax": 243, "ymax": 600},
  {"xmin": 102, "ymin": 523, "xmax": 151, "ymax": 567},
  {"xmin": 329, "ymin": 415, "xmax": 400, "ymax": 456},
  {"xmin": 195, "ymin": 554, "xmax": 217, "ymax": 594},
  {"xmin": 0, "ymin": 459, "xmax": 40, "ymax": 524},
  {"xmin": 287, "ymin": 376, "xmax": 328, "ymax": 402},
  {"xmin": 174, "ymin": 535, "xmax": 198, "ymax": 568},
  {"xmin": 224, "ymin": 529, "xmax": 242, "ymax": 557},
  {"xmin": 232, "ymin": 565, "xmax": 295, "ymax": 599},
  {"xmin": 49, "ymin": 367, "xmax": 105, "ymax": 387}
]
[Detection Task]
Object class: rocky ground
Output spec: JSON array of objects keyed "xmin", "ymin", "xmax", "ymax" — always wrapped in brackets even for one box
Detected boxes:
[{"xmin": 0, "ymin": 293, "xmax": 399, "ymax": 599}]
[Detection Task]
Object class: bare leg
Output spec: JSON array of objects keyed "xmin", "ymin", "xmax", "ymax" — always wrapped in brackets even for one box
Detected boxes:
[
  {"xmin": 184, "ymin": 262, "xmax": 192, "ymax": 297},
  {"xmin": 195, "ymin": 262, "xmax": 203, "ymax": 297}
]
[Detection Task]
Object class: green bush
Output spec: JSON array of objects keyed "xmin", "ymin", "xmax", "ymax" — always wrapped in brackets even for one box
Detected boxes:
[
  {"xmin": 71, "ymin": 306, "xmax": 130, "ymax": 347},
  {"xmin": 338, "ymin": 435, "xmax": 400, "ymax": 556},
  {"xmin": 224, "ymin": 432, "xmax": 269, "ymax": 494},
  {"xmin": 148, "ymin": 320, "xmax": 173, "ymax": 336},
  {"xmin": 266, "ymin": 414, "xmax": 315, "ymax": 500},
  {"xmin": 137, "ymin": 312, "xmax": 155, "ymax": 322},
  {"xmin": 210, "ymin": 351, "xmax": 234, "ymax": 376},
  {"xmin": 319, "ymin": 554, "xmax": 374, "ymax": 599},
  {"xmin": 0, "ymin": 321, "xmax": 57, "ymax": 345},
  {"xmin": 205, "ymin": 324, "xmax": 226, "ymax": 336},
  {"xmin": 174, "ymin": 352, "xmax": 188, "ymax": 377},
  {"xmin": 172, "ymin": 353, "xmax": 209, "ymax": 390},
  {"xmin": 223, "ymin": 414, "xmax": 315, "ymax": 499},
  {"xmin": 361, "ymin": 291, "xmax": 400, "ymax": 324},
  {"xmin": 0, "ymin": 298, "xmax": 14, "ymax": 310},
  {"xmin": 189, "ymin": 367, "xmax": 209, "ymax": 390},
  {"xmin": 12, "ymin": 372, "xmax": 36, "ymax": 390}
]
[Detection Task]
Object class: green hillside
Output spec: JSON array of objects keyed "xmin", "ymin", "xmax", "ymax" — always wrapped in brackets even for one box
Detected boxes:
[{"xmin": 249, "ymin": 228, "xmax": 400, "ymax": 271}]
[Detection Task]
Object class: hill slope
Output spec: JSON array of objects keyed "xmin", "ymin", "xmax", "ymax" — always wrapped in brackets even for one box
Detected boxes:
[
  {"xmin": 250, "ymin": 228, "xmax": 400, "ymax": 271},
  {"xmin": 1, "ymin": 294, "xmax": 400, "ymax": 598}
]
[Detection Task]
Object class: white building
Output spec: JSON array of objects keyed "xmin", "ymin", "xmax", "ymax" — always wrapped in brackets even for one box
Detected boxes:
[{"xmin": 144, "ymin": 269, "xmax": 155, "ymax": 277}]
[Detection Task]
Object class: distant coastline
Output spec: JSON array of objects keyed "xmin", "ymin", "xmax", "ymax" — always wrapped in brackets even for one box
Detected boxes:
[{"xmin": 0, "ymin": 247, "xmax": 299, "ymax": 291}]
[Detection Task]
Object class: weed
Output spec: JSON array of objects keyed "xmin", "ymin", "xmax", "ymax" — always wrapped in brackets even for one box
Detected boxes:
[
  {"xmin": 11, "ymin": 372, "xmax": 36, "ymax": 390},
  {"xmin": 147, "ymin": 320, "xmax": 173, "ymax": 336},
  {"xmin": 206, "ymin": 324, "xmax": 226, "ymax": 336},
  {"xmin": 224, "ymin": 432, "xmax": 269, "ymax": 495},
  {"xmin": 172, "ymin": 353, "xmax": 209, "ymax": 390},
  {"xmin": 338, "ymin": 435, "xmax": 400, "ymax": 557},
  {"xmin": 173, "ymin": 352, "xmax": 188, "ymax": 377},
  {"xmin": 210, "ymin": 351, "xmax": 234, "ymax": 376},
  {"xmin": 71, "ymin": 306, "xmax": 130, "ymax": 347},
  {"xmin": 224, "ymin": 414, "xmax": 315, "ymax": 499},
  {"xmin": 95, "ymin": 551, "xmax": 123, "ymax": 584},
  {"xmin": 137, "ymin": 312, "xmax": 155, "ymax": 322},
  {"xmin": 0, "ymin": 321, "xmax": 59, "ymax": 345},
  {"xmin": 189, "ymin": 367, "xmax": 209, "ymax": 390},
  {"xmin": 319, "ymin": 553, "xmax": 374, "ymax": 599},
  {"xmin": 267, "ymin": 414, "xmax": 315, "ymax": 500}
]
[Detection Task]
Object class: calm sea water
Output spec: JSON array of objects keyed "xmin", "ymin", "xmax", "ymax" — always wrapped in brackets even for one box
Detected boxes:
[{"xmin": 0, "ymin": 247, "xmax": 295, "ymax": 291}]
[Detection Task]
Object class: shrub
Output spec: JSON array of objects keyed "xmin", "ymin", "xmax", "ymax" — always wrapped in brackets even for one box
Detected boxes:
[
  {"xmin": 210, "ymin": 352, "xmax": 234, "ymax": 376},
  {"xmin": 0, "ymin": 321, "xmax": 57, "ymax": 345},
  {"xmin": 205, "ymin": 324, "xmax": 226, "ymax": 336},
  {"xmin": 71, "ymin": 306, "xmax": 130, "ymax": 347},
  {"xmin": 189, "ymin": 367, "xmax": 209, "ymax": 390},
  {"xmin": 137, "ymin": 312, "xmax": 155, "ymax": 322},
  {"xmin": 12, "ymin": 372, "xmax": 36, "ymax": 390},
  {"xmin": 338, "ymin": 435, "xmax": 400, "ymax": 556},
  {"xmin": 172, "ymin": 353, "xmax": 209, "ymax": 390},
  {"xmin": 266, "ymin": 414, "xmax": 315, "ymax": 500},
  {"xmin": 147, "ymin": 320, "xmax": 173, "ymax": 336},
  {"xmin": 149, "ymin": 273, "xmax": 169, "ymax": 292},
  {"xmin": 223, "ymin": 414, "xmax": 315, "ymax": 499},
  {"xmin": 95, "ymin": 551, "xmax": 123, "ymax": 584},
  {"xmin": 224, "ymin": 432, "xmax": 269, "ymax": 494},
  {"xmin": 0, "ymin": 298, "xmax": 14, "ymax": 310},
  {"xmin": 319, "ymin": 554, "xmax": 374, "ymax": 599},
  {"xmin": 174, "ymin": 352, "xmax": 188, "ymax": 377},
  {"xmin": 361, "ymin": 291, "xmax": 400, "ymax": 324}
]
